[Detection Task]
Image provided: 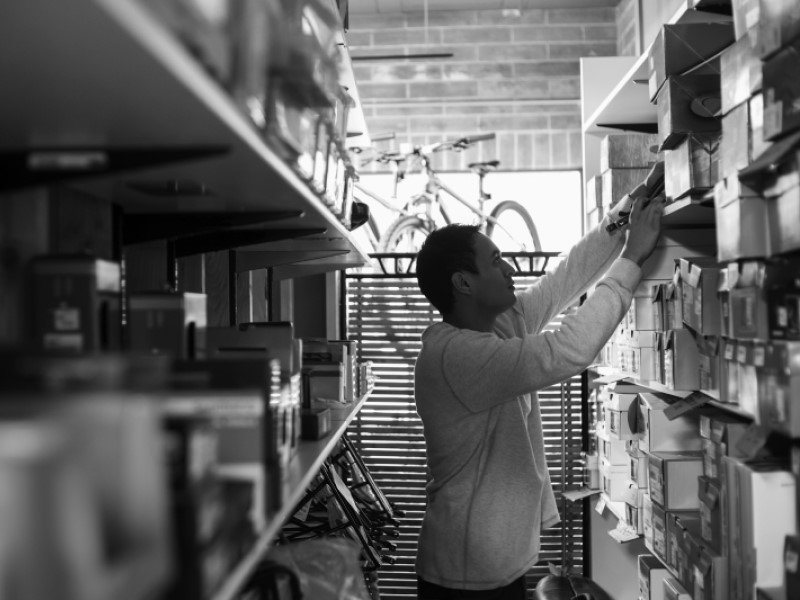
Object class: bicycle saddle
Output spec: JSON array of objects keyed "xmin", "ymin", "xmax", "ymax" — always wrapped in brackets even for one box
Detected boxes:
[{"xmin": 468, "ymin": 160, "xmax": 500, "ymax": 175}]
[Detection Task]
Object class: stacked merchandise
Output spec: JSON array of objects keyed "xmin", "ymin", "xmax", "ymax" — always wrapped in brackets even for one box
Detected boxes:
[
  {"xmin": 591, "ymin": 3, "xmax": 800, "ymax": 598},
  {"xmin": 585, "ymin": 133, "xmax": 659, "ymax": 231},
  {"xmin": 132, "ymin": 0, "xmax": 359, "ymax": 228}
]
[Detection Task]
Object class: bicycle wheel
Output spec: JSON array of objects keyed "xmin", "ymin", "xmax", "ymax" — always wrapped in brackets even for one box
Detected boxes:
[
  {"xmin": 378, "ymin": 216, "xmax": 433, "ymax": 254},
  {"xmin": 486, "ymin": 200, "xmax": 542, "ymax": 252}
]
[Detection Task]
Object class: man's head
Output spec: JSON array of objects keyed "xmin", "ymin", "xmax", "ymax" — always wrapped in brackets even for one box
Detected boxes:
[{"xmin": 417, "ymin": 224, "xmax": 517, "ymax": 317}]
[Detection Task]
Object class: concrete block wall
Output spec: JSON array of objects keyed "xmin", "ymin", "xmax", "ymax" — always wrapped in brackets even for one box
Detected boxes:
[
  {"xmin": 616, "ymin": 0, "xmax": 639, "ymax": 57},
  {"xmin": 347, "ymin": 7, "xmax": 617, "ymax": 172}
]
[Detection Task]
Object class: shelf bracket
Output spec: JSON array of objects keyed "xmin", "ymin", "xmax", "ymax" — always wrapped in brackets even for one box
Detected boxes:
[
  {"xmin": 0, "ymin": 145, "xmax": 229, "ymax": 191},
  {"xmin": 595, "ymin": 123, "xmax": 658, "ymax": 134},
  {"xmin": 122, "ymin": 210, "xmax": 304, "ymax": 245},
  {"xmin": 174, "ymin": 227, "xmax": 326, "ymax": 258}
]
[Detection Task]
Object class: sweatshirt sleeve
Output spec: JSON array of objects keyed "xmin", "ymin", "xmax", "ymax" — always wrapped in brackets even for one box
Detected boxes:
[
  {"xmin": 517, "ymin": 214, "xmax": 626, "ymax": 334},
  {"xmin": 443, "ymin": 257, "xmax": 641, "ymax": 412}
]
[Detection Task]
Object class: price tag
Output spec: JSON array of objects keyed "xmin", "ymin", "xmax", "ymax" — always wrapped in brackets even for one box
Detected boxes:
[
  {"xmin": 736, "ymin": 424, "xmax": 770, "ymax": 460},
  {"xmin": 664, "ymin": 392, "xmax": 709, "ymax": 420},
  {"xmin": 608, "ymin": 523, "xmax": 639, "ymax": 544},
  {"xmin": 595, "ymin": 496, "xmax": 607, "ymax": 516},
  {"xmin": 786, "ymin": 548, "xmax": 799, "ymax": 573},
  {"xmin": 562, "ymin": 488, "xmax": 602, "ymax": 502},
  {"xmin": 724, "ymin": 343, "xmax": 735, "ymax": 360},
  {"xmin": 754, "ymin": 345, "xmax": 765, "ymax": 367}
]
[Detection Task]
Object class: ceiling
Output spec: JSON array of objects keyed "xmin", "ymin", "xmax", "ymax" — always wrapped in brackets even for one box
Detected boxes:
[{"xmin": 349, "ymin": 0, "xmax": 619, "ymax": 13}]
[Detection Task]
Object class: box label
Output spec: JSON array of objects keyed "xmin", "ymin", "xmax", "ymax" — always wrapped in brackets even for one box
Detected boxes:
[{"xmin": 53, "ymin": 306, "xmax": 80, "ymax": 330}]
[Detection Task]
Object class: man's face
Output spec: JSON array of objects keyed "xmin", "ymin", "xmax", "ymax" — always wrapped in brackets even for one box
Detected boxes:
[{"xmin": 464, "ymin": 233, "xmax": 517, "ymax": 313}]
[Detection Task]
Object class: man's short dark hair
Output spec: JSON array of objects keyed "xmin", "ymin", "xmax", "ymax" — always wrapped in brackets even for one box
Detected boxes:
[{"xmin": 416, "ymin": 224, "xmax": 480, "ymax": 314}]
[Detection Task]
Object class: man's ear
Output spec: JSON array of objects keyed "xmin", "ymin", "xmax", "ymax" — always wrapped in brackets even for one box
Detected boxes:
[{"xmin": 451, "ymin": 271, "xmax": 472, "ymax": 296}]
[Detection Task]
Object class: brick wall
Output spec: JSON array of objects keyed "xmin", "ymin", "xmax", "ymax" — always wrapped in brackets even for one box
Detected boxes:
[
  {"xmin": 347, "ymin": 7, "xmax": 617, "ymax": 171},
  {"xmin": 616, "ymin": 0, "xmax": 639, "ymax": 57}
]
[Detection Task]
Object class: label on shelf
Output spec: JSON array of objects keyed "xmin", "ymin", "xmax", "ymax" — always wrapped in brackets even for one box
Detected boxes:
[
  {"xmin": 735, "ymin": 424, "xmax": 770, "ymax": 459},
  {"xmin": 609, "ymin": 522, "xmax": 639, "ymax": 543},
  {"xmin": 664, "ymin": 392, "xmax": 709, "ymax": 420}
]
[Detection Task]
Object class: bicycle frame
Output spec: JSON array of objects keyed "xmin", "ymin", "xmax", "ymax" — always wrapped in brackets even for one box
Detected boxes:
[{"xmin": 411, "ymin": 150, "xmax": 520, "ymax": 242}]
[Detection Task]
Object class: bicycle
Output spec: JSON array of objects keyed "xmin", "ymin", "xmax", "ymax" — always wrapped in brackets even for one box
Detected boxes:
[{"xmin": 353, "ymin": 133, "xmax": 542, "ymax": 255}]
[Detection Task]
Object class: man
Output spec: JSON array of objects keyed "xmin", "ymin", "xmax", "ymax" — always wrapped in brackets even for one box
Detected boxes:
[{"xmin": 413, "ymin": 183, "xmax": 664, "ymax": 599}]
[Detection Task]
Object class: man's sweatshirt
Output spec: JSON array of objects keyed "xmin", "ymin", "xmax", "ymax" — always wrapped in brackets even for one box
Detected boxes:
[{"xmin": 414, "ymin": 216, "xmax": 642, "ymax": 590}]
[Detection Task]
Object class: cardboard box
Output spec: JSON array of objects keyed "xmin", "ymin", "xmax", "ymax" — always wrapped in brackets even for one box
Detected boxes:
[
  {"xmin": 601, "ymin": 167, "xmax": 650, "ymax": 210},
  {"xmin": 651, "ymin": 501, "xmax": 669, "ymax": 561},
  {"xmin": 717, "ymin": 269, "xmax": 733, "ymax": 338},
  {"xmin": 693, "ymin": 546, "xmax": 729, "ymax": 600},
  {"xmin": 600, "ymin": 456, "xmax": 631, "ymax": 501},
  {"xmin": 749, "ymin": 92, "xmax": 771, "ymax": 162},
  {"xmin": 652, "ymin": 283, "xmax": 667, "ymax": 332},
  {"xmin": 697, "ymin": 335, "xmax": 720, "ymax": 398},
  {"xmin": 763, "ymin": 38, "xmax": 800, "ymax": 140},
  {"xmin": 665, "ymin": 277, "xmax": 685, "ymax": 331},
  {"xmin": 664, "ymin": 329, "xmax": 701, "ymax": 391},
  {"xmin": 739, "ymin": 464, "xmax": 798, "ymax": 595},
  {"xmin": 764, "ymin": 152, "xmax": 800, "ymax": 255},
  {"xmin": 679, "ymin": 258, "xmax": 723, "ymax": 336},
  {"xmin": 757, "ymin": 0, "xmax": 800, "ymax": 59},
  {"xmin": 654, "ymin": 331, "xmax": 666, "ymax": 385},
  {"xmin": 736, "ymin": 340, "xmax": 761, "ymax": 416},
  {"xmin": 728, "ymin": 261, "xmax": 771, "ymax": 339},
  {"xmin": 768, "ymin": 274, "xmax": 800, "ymax": 340},
  {"xmin": 639, "ymin": 554, "xmax": 669, "ymax": 600},
  {"xmin": 606, "ymin": 390, "xmax": 640, "ymax": 440},
  {"xmin": 732, "ymin": 0, "xmax": 760, "ymax": 39},
  {"xmin": 664, "ymin": 134, "xmax": 719, "ymax": 201},
  {"xmin": 624, "ymin": 484, "xmax": 646, "ymax": 533},
  {"xmin": 29, "ymin": 255, "xmax": 122, "ymax": 354},
  {"xmin": 713, "ymin": 176, "xmax": 770, "ymax": 261},
  {"xmin": 667, "ymin": 512, "xmax": 700, "ymax": 583},
  {"xmin": 648, "ymin": 23, "xmax": 735, "ymax": 101},
  {"xmin": 600, "ymin": 133, "xmax": 660, "ymax": 171},
  {"xmin": 720, "ymin": 101, "xmax": 750, "ymax": 178},
  {"xmin": 758, "ymin": 341, "xmax": 800, "ymax": 436},
  {"xmin": 720, "ymin": 29, "xmax": 762, "ymax": 116},
  {"xmin": 720, "ymin": 338, "xmax": 740, "ymax": 405},
  {"xmin": 637, "ymin": 393, "xmax": 702, "ymax": 453},
  {"xmin": 656, "ymin": 75, "xmax": 722, "ymax": 151},
  {"xmin": 629, "ymin": 446, "xmax": 650, "ymax": 488},
  {"xmin": 129, "ymin": 292, "xmax": 207, "ymax": 359},
  {"xmin": 643, "ymin": 492, "xmax": 655, "ymax": 553},
  {"xmin": 698, "ymin": 475, "xmax": 724, "ymax": 554},
  {"xmin": 205, "ymin": 322, "xmax": 296, "ymax": 375},
  {"xmin": 597, "ymin": 425, "xmax": 629, "ymax": 465},
  {"xmin": 586, "ymin": 175, "xmax": 603, "ymax": 210},
  {"xmin": 648, "ymin": 451, "xmax": 703, "ymax": 510},
  {"xmin": 663, "ymin": 576, "xmax": 692, "ymax": 600}
]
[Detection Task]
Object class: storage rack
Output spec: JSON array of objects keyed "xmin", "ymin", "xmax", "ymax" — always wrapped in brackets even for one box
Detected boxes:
[
  {"xmin": 580, "ymin": 1, "xmax": 800, "ymax": 599},
  {"xmin": 0, "ymin": 0, "xmax": 377, "ymax": 598},
  {"xmin": 211, "ymin": 390, "xmax": 372, "ymax": 600}
]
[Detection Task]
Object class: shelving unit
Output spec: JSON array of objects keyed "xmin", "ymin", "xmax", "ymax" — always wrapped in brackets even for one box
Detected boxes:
[
  {"xmin": 211, "ymin": 391, "xmax": 372, "ymax": 600},
  {"xmin": 0, "ymin": 0, "xmax": 371, "ymax": 269}
]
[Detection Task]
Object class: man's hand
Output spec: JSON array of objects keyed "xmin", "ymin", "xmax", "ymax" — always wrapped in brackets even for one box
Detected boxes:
[{"xmin": 620, "ymin": 196, "xmax": 664, "ymax": 267}]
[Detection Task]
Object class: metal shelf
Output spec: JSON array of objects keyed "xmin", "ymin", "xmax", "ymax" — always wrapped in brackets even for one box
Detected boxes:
[
  {"xmin": 0, "ymin": 0, "xmax": 371, "ymax": 267},
  {"xmin": 210, "ymin": 390, "xmax": 372, "ymax": 600}
]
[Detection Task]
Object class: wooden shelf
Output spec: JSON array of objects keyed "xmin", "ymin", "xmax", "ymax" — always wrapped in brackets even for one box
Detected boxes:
[
  {"xmin": 210, "ymin": 391, "xmax": 371, "ymax": 600},
  {"xmin": 0, "ymin": 0, "xmax": 370, "ymax": 268}
]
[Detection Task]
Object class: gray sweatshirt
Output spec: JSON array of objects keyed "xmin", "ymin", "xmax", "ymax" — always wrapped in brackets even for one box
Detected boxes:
[{"xmin": 413, "ymin": 215, "xmax": 642, "ymax": 589}]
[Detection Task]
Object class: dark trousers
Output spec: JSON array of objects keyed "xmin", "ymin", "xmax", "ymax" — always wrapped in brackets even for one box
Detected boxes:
[{"xmin": 417, "ymin": 576, "xmax": 526, "ymax": 600}]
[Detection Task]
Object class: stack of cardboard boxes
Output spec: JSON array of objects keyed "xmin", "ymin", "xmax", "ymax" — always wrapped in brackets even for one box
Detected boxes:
[{"xmin": 590, "ymin": 3, "xmax": 800, "ymax": 598}]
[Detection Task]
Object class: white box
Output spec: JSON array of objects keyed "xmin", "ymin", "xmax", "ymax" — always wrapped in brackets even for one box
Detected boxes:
[
  {"xmin": 600, "ymin": 456, "xmax": 631, "ymax": 501},
  {"xmin": 639, "ymin": 553, "xmax": 669, "ymax": 600},
  {"xmin": 606, "ymin": 391, "xmax": 640, "ymax": 440},
  {"xmin": 597, "ymin": 425, "xmax": 629, "ymax": 465},
  {"xmin": 647, "ymin": 451, "xmax": 703, "ymax": 510},
  {"xmin": 638, "ymin": 393, "xmax": 702, "ymax": 453},
  {"xmin": 629, "ymin": 447, "xmax": 650, "ymax": 488}
]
